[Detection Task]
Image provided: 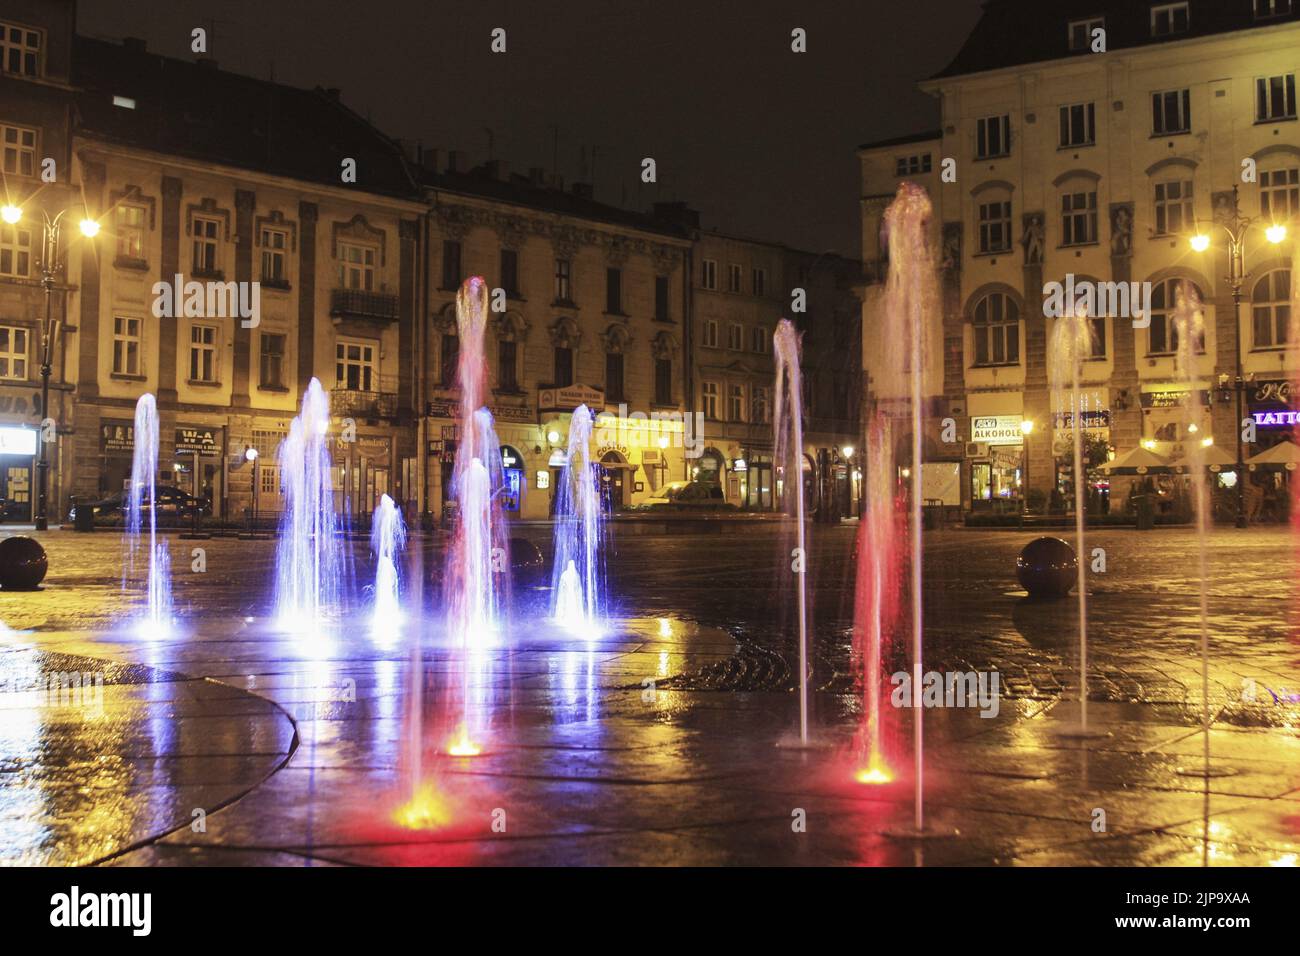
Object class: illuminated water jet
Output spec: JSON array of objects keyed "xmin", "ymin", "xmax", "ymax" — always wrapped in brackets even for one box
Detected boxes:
[
  {"xmin": 370, "ymin": 493, "xmax": 406, "ymax": 636},
  {"xmin": 124, "ymin": 393, "xmax": 172, "ymax": 638},
  {"xmin": 550, "ymin": 403, "xmax": 605, "ymax": 637}
]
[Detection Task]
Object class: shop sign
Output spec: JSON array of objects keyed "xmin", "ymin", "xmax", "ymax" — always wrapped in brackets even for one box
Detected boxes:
[
  {"xmin": 426, "ymin": 400, "xmax": 533, "ymax": 424},
  {"xmin": 175, "ymin": 426, "xmax": 220, "ymax": 457},
  {"xmin": 1253, "ymin": 380, "xmax": 1291, "ymax": 404},
  {"xmin": 970, "ymin": 416, "xmax": 1023, "ymax": 444},
  {"xmin": 1053, "ymin": 410, "xmax": 1110, "ymax": 429},
  {"xmin": 1253, "ymin": 410, "xmax": 1300, "ymax": 426},
  {"xmin": 538, "ymin": 384, "xmax": 604, "ymax": 414},
  {"xmin": 0, "ymin": 425, "xmax": 36, "ymax": 456},
  {"xmin": 101, "ymin": 420, "xmax": 134, "ymax": 454},
  {"xmin": 1140, "ymin": 389, "xmax": 1210, "ymax": 408}
]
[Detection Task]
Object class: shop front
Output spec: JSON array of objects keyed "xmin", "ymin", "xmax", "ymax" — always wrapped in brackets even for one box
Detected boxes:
[
  {"xmin": 173, "ymin": 424, "xmax": 222, "ymax": 513},
  {"xmin": 0, "ymin": 424, "xmax": 37, "ymax": 522},
  {"xmin": 1052, "ymin": 393, "xmax": 1111, "ymax": 513},
  {"xmin": 968, "ymin": 414, "xmax": 1024, "ymax": 508}
]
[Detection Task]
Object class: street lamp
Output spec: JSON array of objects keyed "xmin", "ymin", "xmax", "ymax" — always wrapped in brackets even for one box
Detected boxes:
[
  {"xmin": 1020, "ymin": 419, "xmax": 1034, "ymax": 512},
  {"xmin": 1189, "ymin": 184, "xmax": 1289, "ymax": 528},
  {"xmin": 1, "ymin": 202, "xmax": 102, "ymax": 529},
  {"xmin": 245, "ymin": 447, "xmax": 260, "ymax": 534}
]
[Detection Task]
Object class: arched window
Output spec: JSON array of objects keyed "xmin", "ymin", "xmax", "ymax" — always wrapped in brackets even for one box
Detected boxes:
[
  {"xmin": 971, "ymin": 292, "xmax": 1020, "ymax": 366},
  {"xmin": 1252, "ymin": 269, "xmax": 1292, "ymax": 349},
  {"xmin": 1148, "ymin": 278, "xmax": 1205, "ymax": 355}
]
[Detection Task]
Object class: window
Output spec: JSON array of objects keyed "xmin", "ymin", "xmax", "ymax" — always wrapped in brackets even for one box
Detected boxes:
[
  {"xmin": 259, "ymin": 333, "xmax": 285, "ymax": 388},
  {"xmin": 0, "ymin": 326, "xmax": 27, "ymax": 379},
  {"xmin": 188, "ymin": 324, "xmax": 217, "ymax": 382},
  {"xmin": 440, "ymin": 240, "xmax": 461, "ymax": 290},
  {"xmin": 976, "ymin": 115, "xmax": 1011, "ymax": 159},
  {"xmin": 1257, "ymin": 74, "xmax": 1297, "ymax": 122},
  {"xmin": 1261, "ymin": 167, "xmax": 1300, "ymax": 222},
  {"xmin": 1061, "ymin": 189, "xmax": 1098, "ymax": 246},
  {"xmin": 554, "ymin": 258, "xmax": 572, "ymax": 302},
  {"xmin": 895, "ymin": 154, "xmax": 932, "ymax": 176},
  {"xmin": 751, "ymin": 326, "xmax": 769, "ymax": 353},
  {"xmin": 727, "ymin": 323, "xmax": 743, "ymax": 350},
  {"xmin": 605, "ymin": 351, "xmax": 624, "ymax": 402},
  {"xmin": 605, "ymin": 267, "xmax": 622, "ymax": 313},
  {"xmin": 500, "ymin": 249, "xmax": 518, "ymax": 295},
  {"xmin": 655, "ymin": 358, "xmax": 672, "ymax": 405},
  {"xmin": 1059, "ymin": 103, "xmax": 1096, "ymax": 147},
  {"xmin": 1089, "ymin": 317, "xmax": 1107, "ymax": 359},
  {"xmin": 752, "ymin": 385, "xmax": 770, "ymax": 425},
  {"xmin": 728, "ymin": 384, "xmax": 745, "ymax": 422},
  {"xmin": 752, "ymin": 267, "xmax": 767, "ymax": 296},
  {"xmin": 727, "ymin": 263, "xmax": 742, "ymax": 293},
  {"xmin": 440, "ymin": 333, "xmax": 459, "ymax": 388},
  {"xmin": 654, "ymin": 275, "xmax": 670, "ymax": 321},
  {"xmin": 0, "ymin": 22, "xmax": 41, "ymax": 76},
  {"xmin": 1151, "ymin": 2, "xmax": 1189, "ymax": 36},
  {"xmin": 0, "ymin": 222, "xmax": 31, "ymax": 277},
  {"xmin": 702, "ymin": 381, "xmax": 720, "ymax": 419},
  {"xmin": 1256, "ymin": 0, "xmax": 1294, "ymax": 18},
  {"xmin": 113, "ymin": 317, "xmax": 142, "ymax": 376},
  {"xmin": 498, "ymin": 339, "xmax": 518, "ymax": 390},
  {"xmin": 116, "ymin": 205, "xmax": 146, "ymax": 261},
  {"xmin": 337, "ymin": 241, "xmax": 375, "ymax": 291},
  {"xmin": 192, "ymin": 216, "xmax": 221, "ymax": 275},
  {"xmin": 978, "ymin": 199, "xmax": 1013, "ymax": 253},
  {"xmin": 260, "ymin": 227, "xmax": 287, "ymax": 283},
  {"xmin": 0, "ymin": 124, "xmax": 35, "ymax": 177},
  {"xmin": 1252, "ymin": 270, "xmax": 1292, "ymax": 348},
  {"xmin": 553, "ymin": 346, "xmax": 573, "ymax": 387},
  {"xmin": 1152, "ymin": 89, "xmax": 1191, "ymax": 134},
  {"xmin": 1068, "ymin": 17, "xmax": 1104, "ymax": 51},
  {"xmin": 1148, "ymin": 279, "xmax": 1205, "ymax": 354},
  {"xmin": 1154, "ymin": 180, "xmax": 1193, "ymax": 236},
  {"xmin": 701, "ymin": 258, "xmax": 718, "ymax": 290},
  {"xmin": 335, "ymin": 339, "xmax": 376, "ymax": 391},
  {"xmin": 971, "ymin": 293, "xmax": 1020, "ymax": 366},
  {"xmin": 703, "ymin": 320, "xmax": 719, "ymax": 348}
]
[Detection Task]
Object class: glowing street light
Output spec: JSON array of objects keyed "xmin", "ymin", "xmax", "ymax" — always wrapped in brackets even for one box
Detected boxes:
[
  {"xmin": 1266, "ymin": 223, "xmax": 1288, "ymax": 245},
  {"xmin": 0, "ymin": 204, "xmax": 20, "ymax": 224},
  {"xmin": 840, "ymin": 445, "xmax": 855, "ymax": 459},
  {"xmin": 1189, "ymin": 233, "xmax": 1211, "ymax": 252},
  {"xmin": 78, "ymin": 218, "xmax": 100, "ymax": 238}
]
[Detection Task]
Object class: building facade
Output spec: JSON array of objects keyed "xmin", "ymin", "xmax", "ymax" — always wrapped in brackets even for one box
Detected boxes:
[
  {"xmin": 860, "ymin": 0, "xmax": 1300, "ymax": 516},
  {"xmin": 419, "ymin": 161, "xmax": 694, "ymax": 521}
]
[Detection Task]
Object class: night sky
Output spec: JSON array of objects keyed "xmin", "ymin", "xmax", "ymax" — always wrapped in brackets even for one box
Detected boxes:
[{"xmin": 77, "ymin": 0, "xmax": 983, "ymax": 256}]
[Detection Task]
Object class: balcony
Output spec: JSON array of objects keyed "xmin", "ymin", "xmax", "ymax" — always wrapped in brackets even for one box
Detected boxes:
[
  {"xmin": 330, "ymin": 288, "xmax": 400, "ymax": 324},
  {"xmin": 331, "ymin": 379, "xmax": 399, "ymax": 419}
]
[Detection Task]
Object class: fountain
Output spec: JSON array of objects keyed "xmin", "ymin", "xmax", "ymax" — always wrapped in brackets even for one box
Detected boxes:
[
  {"xmin": 853, "ymin": 412, "xmax": 904, "ymax": 784},
  {"xmin": 124, "ymin": 393, "xmax": 171, "ymax": 637},
  {"xmin": 370, "ymin": 493, "xmax": 406, "ymax": 635},
  {"xmin": 773, "ymin": 318, "xmax": 811, "ymax": 744},
  {"xmin": 1047, "ymin": 304, "xmax": 1105, "ymax": 737},
  {"xmin": 272, "ymin": 378, "xmax": 341, "ymax": 631},
  {"xmin": 877, "ymin": 182, "xmax": 940, "ymax": 834},
  {"xmin": 550, "ymin": 403, "xmax": 605, "ymax": 637}
]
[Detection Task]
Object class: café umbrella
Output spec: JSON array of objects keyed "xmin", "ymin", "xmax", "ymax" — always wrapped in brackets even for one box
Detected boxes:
[
  {"xmin": 1098, "ymin": 446, "xmax": 1173, "ymax": 475},
  {"xmin": 1245, "ymin": 439, "xmax": 1300, "ymax": 472},
  {"xmin": 1168, "ymin": 442, "xmax": 1235, "ymax": 473}
]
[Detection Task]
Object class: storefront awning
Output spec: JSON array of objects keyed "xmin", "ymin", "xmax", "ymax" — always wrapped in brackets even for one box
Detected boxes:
[
  {"xmin": 1246, "ymin": 440, "xmax": 1300, "ymax": 472},
  {"xmin": 1099, "ymin": 446, "xmax": 1173, "ymax": 474}
]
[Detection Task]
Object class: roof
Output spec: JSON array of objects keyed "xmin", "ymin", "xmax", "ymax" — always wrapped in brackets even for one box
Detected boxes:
[
  {"xmin": 421, "ymin": 166, "xmax": 693, "ymax": 240},
  {"xmin": 72, "ymin": 36, "xmax": 420, "ymax": 199},
  {"xmin": 933, "ymin": 0, "xmax": 1300, "ymax": 80},
  {"xmin": 856, "ymin": 129, "xmax": 943, "ymax": 152}
]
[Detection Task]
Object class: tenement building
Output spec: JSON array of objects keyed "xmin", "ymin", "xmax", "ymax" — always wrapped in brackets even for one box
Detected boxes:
[
  {"xmin": 693, "ymin": 229, "xmax": 861, "ymax": 514},
  {"xmin": 860, "ymin": 0, "xmax": 1300, "ymax": 515},
  {"xmin": 52, "ymin": 26, "xmax": 424, "ymax": 520},
  {"xmin": 418, "ymin": 158, "xmax": 693, "ymax": 520}
]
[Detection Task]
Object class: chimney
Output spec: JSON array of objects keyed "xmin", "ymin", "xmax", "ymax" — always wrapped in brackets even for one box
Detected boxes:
[
  {"xmin": 122, "ymin": 37, "xmax": 147, "ymax": 53},
  {"xmin": 485, "ymin": 159, "xmax": 510, "ymax": 181},
  {"xmin": 528, "ymin": 166, "xmax": 546, "ymax": 186},
  {"xmin": 446, "ymin": 150, "xmax": 465, "ymax": 173},
  {"xmin": 571, "ymin": 182, "xmax": 593, "ymax": 200},
  {"xmin": 421, "ymin": 148, "xmax": 441, "ymax": 174}
]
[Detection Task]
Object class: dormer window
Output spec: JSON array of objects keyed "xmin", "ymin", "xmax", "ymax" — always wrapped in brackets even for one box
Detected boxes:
[
  {"xmin": 1255, "ymin": 0, "xmax": 1294, "ymax": 19},
  {"xmin": 895, "ymin": 154, "xmax": 932, "ymax": 176},
  {"xmin": 0, "ymin": 22, "xmax": 41, "ymax": 77},
  {"xmin": 1151, "ymin": 3, "xmax": 1189, "ymax": 37},
  {"xmin": 1067, "ymin": 17, "xmax": 1104, "ymax": 52}
]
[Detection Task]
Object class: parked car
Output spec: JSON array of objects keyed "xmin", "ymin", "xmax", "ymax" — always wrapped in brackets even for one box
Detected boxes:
[{"xmin": 68, "ymin": 485, "xmax": 211, "ymax": 523}]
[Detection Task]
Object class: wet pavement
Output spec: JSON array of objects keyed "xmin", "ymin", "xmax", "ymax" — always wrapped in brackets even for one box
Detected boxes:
[{"xmin": 1, "ymin": 524, "xmax": 1298, "ymax": 866}]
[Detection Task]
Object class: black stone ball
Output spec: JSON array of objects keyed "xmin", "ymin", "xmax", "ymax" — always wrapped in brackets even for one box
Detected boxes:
[
  {"xmin": 0, "ymin": 535, "xmax": 48, "ymax": 590},
  {"xmin": 1016, "ymin": 536, "xmax": 1076, "ymax": 599}
]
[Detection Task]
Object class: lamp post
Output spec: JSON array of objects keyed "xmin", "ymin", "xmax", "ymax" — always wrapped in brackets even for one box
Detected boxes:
[
  {"xmin": 245, "ymin": 447, "xmax": 259, "ymax": 534},
  {"xmin": 1190, "ymin": 185, "xmax": 1288, "ymax": 529},
  {"xmin": 1, "ymin": 202, "xmax": 100, "ymax": 530}
]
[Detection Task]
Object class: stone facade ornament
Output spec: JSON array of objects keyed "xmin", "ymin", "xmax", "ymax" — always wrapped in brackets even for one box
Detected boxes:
[
  {"xmin": 1108, "ymin": 202, "xmax": 1134, "ymax": 258},
  {"xmin": 1020, "ymin": 212, "xmax": 1045, "ymax": 265}
]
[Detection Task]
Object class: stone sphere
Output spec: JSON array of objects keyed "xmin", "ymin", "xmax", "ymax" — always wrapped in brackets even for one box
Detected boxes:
[
  {"xmin": 1015, "ymin": 536, "xmax": 1076, "ymax": 599},
  {"xmin": 0, "ymin": 535, "xmax": 48, "ymax": 590}
]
